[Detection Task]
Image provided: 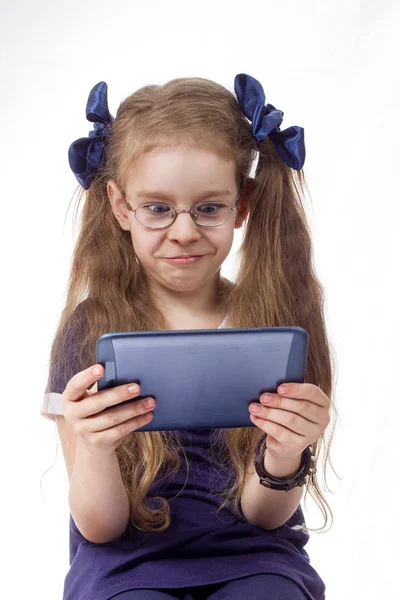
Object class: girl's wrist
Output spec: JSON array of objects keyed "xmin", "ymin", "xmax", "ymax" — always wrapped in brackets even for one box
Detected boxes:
[{"xmin": 263, "ymin": 449, "xmax": 303, "ymax": 479}]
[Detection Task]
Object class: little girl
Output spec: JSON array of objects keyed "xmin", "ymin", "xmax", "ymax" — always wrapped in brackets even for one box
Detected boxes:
[{"xmin": 41, "ymin": 73, "xmax": 336, "ymax": 600}]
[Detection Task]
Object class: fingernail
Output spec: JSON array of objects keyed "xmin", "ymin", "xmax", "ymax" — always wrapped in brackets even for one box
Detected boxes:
[
  {"xmin": 93, "ymin": 367, "xmax": 102, "ymax": 376},
  {"xmin": 262, "ymin": 394, "xmax": 273, "ymax": 403},
  {"xmin": 278, "ymin": 385, "xmax": 288, "ymax": 394}
]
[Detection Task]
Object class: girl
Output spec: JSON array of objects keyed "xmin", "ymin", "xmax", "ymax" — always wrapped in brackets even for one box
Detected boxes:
[{"xmin": 41, "ymin": 73, "xmax": 337, "ymax": 600}]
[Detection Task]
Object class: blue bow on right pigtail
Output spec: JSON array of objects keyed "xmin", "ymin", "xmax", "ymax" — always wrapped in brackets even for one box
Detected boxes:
[{"xmin": 234, "ymin": 73, "xmax": 306, "ymax": 170}]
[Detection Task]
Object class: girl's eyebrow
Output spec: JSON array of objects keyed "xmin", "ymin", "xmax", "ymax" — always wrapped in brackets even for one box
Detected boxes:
[{"xmin": 135, "ymin": 190, "xmax": 232, "ymax": 202}]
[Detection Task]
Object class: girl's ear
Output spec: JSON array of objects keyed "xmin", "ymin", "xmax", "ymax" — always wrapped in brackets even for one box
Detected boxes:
[
  {"xmin": 107, "ymin": 180, "xmax": 131, "ymax": 231},
  {"xmin": 235, "ymin": 178, "xmax": 255, "ymax": 229}
]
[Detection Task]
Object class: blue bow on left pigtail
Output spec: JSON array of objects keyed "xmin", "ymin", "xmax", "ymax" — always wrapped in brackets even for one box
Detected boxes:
[
  {"xmin": 68, "ymin": 81, "xmax": 115, "ymax": 190},
  {"xmin": 234, "ymin": 73, "xmax": 306, "ymax": 170}
]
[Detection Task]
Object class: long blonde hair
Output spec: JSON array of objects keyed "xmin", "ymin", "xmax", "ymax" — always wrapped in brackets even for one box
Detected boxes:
[{"xmin": 44, "ymin": 76, "xmax": 339, "ymax": 534}]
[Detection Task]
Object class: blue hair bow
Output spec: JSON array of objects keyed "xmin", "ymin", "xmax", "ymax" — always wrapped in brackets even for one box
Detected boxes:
[
  {"xmin": 234, "ymin": 73, "xmax": 305, "ymax": 170},
  {"xmin": 68, "ymin": 81, "xmax": 114, "ymax": 190}
]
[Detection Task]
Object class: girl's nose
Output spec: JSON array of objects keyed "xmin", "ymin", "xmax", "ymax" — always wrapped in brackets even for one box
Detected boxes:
[{"xmin": 167, "ymin": 211, "xmax": 202, "ymax": 238}]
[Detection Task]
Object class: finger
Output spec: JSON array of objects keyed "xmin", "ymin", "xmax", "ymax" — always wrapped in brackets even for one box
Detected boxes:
[
  {"xmin": 250, "ymin": 404, "xmax": 316, "ymax": 437},
  {"xmin": 277, "ymin": 383, "xmax": 329, "ymax": 407},
  {"xmin": 83, "ymin": 381, "xmax": 144, "ymax": 419},
  {"xmin": 259, "ymin": 394, "xmax": 321, "ymax": 425},
  {"xmin": 64, "ymin": 365, "xmax": 103, "ymax": 403},
  {"xmin": 249, "ymin": 413, "xmax": 309, "ymax": 445},
  {"xmin": 88, "ymin": 396, "xmax": 155, "ymax": 434},
  {"xmin": 78, "ymin": 408, "xmax": 154, "ymax": 450}
]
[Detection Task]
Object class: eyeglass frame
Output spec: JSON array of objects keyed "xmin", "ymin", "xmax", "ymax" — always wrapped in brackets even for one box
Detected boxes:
[{"xmin": 120, "ymin": 190, "xmax": 241, "ymax": 230}]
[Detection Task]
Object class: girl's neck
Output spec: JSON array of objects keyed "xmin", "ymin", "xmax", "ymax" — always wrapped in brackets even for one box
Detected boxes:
[
  {"xmin": 164, "ymin": 313, "xmax": 226, "ymax": 331},
  {"xmin": 156, "ymin": 277, "xmax": 233, "ymax": 331}
]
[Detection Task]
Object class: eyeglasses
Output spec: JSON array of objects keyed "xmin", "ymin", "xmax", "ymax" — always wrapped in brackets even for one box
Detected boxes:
[{"xmin": 123, "ymin": 194, "xmax": 240, "ymax": 230}]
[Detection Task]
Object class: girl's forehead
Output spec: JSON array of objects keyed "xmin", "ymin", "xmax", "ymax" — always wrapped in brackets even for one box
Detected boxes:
[
  {"xmin": 130, "ymin": 144, "xmax": 234, "ymax": 166},
  {"xmin": 124, "ymin": 147, "xmax": 237, "ymax": 196}
]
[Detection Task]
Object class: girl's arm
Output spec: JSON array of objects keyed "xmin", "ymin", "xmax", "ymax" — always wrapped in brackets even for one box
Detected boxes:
[
  {"xmin": 69, "ymin": 436, "xmax": 131, "ymax": 544},
  {"xmin": 240, "ymin": 452, "xmax": 303, "ymax": 530}
]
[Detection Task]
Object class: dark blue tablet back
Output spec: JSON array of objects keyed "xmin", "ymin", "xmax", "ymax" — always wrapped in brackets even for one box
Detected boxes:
[{"xmin": 96, "ymin": 326, "xmax": 308, "ymax": 431}]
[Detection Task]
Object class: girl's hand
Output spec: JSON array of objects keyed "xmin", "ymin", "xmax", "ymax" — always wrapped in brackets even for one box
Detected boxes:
[
  {"xmin": 248, "ymin": 383, "xmax": 331, "ymax": 461},
  {"xmin": 62, "ymin": 365, "xmax": 156, "ymax": 457}
]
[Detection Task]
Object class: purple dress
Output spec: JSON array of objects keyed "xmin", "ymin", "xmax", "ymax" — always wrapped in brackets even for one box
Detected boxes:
[{"xmin": 63, "ymin": 426, "xmax": 325, "ymax": 600}]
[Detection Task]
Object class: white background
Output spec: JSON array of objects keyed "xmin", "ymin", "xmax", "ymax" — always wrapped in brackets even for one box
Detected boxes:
[{"xmin": 1, "ymin": 1, "xmax": 399, "ymax": 598}]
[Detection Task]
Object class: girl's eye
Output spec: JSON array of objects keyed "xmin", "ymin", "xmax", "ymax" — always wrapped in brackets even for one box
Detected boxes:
[
  {"xmin": 144, "ymin": 204, "xmax": 171, "ymax": 214},
  {"xmin": 197, "ymin": 203, "xmax": 224, "ymax": 213},
  {"xmin": 143, "ymin": 203, "xmax": 224, "ymax": 214}
]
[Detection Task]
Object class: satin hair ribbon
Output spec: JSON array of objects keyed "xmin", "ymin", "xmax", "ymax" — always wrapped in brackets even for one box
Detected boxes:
[
  {"xmin": 68, "ymin": 81, "xmax": 114, "ymax": 190},
  {"xmin": 234, "ymin": 73, "xmax": 305, "ymax": 170}
]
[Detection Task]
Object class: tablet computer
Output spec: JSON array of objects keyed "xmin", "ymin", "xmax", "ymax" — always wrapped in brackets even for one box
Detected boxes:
[{"xmin": 96, "ymin": 326, "xmax": 308, "ymax": 432}]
